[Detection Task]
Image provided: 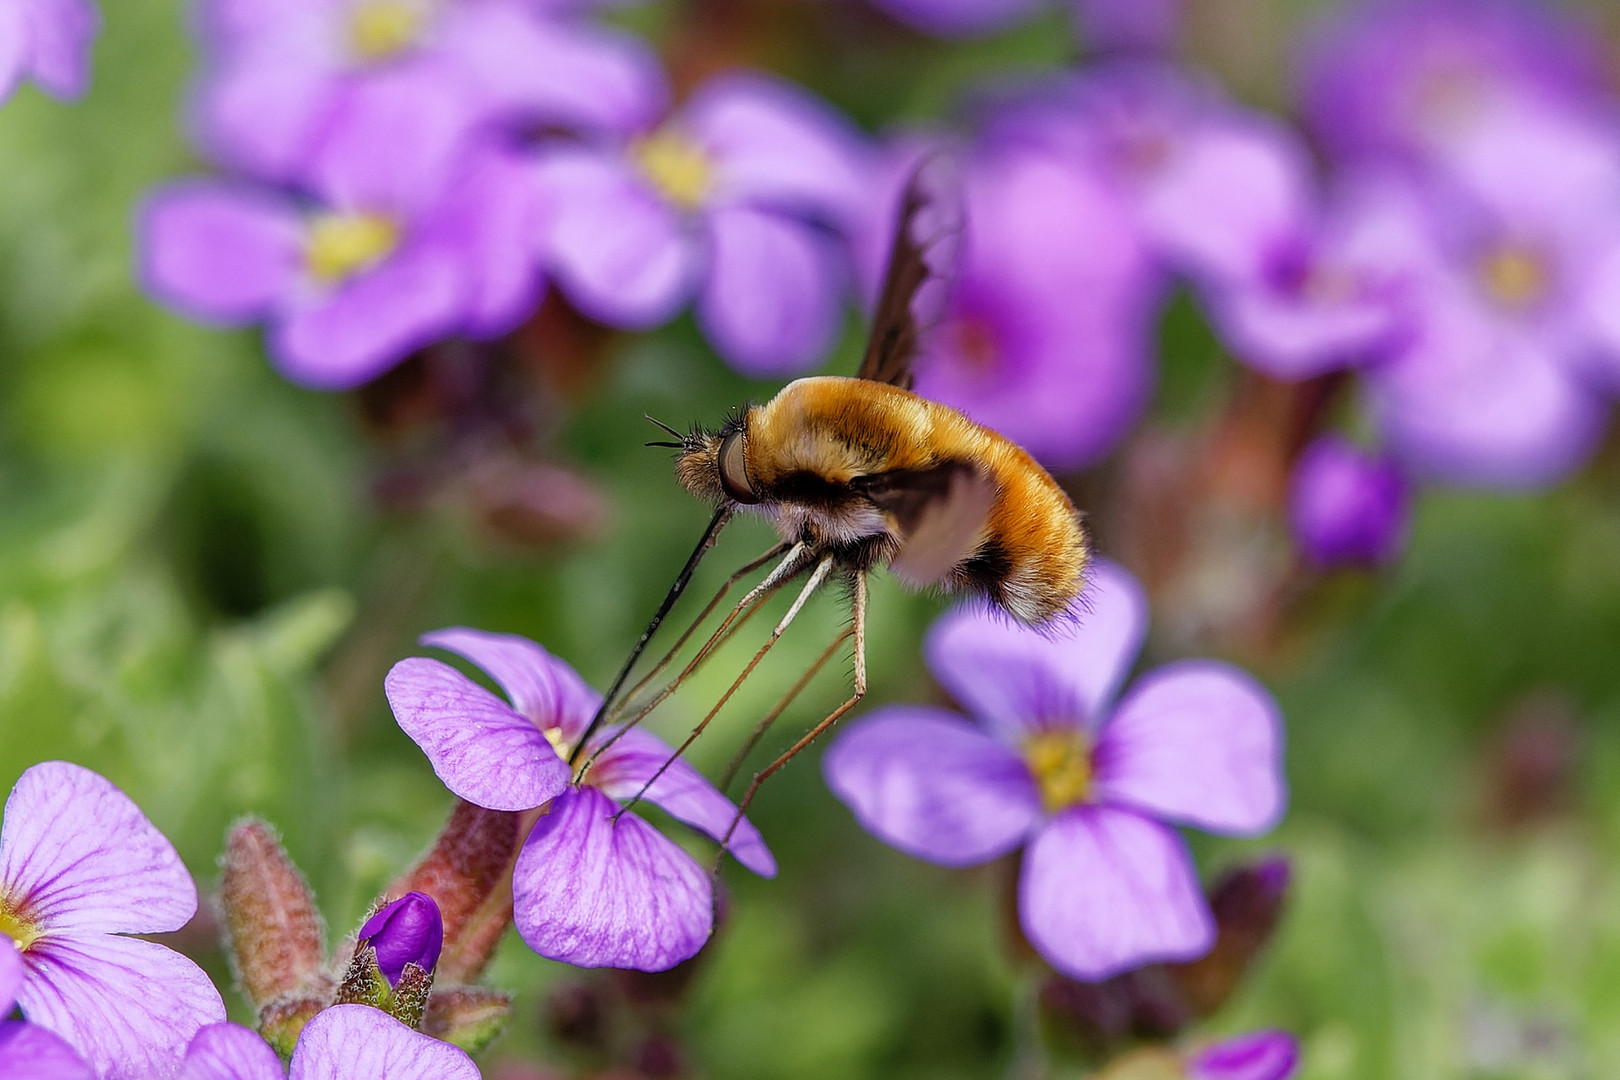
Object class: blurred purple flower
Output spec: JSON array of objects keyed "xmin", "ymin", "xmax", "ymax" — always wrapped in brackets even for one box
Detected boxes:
[
  {"xmin": 194, "ymin": 0, "xmax": 662, "ymax": 181},
  {"xmin": 866, "ymin": 0, "xmax": 1041, "ymax": 38},
  {"xmin": 1299, "ymin": 0, "xmax": 1606, "ymax": 167},
  {"xmin": 0, "ymin": 0, "xmax": 98, "ymax": 103},
  {"xmin": 0, "ymin": 761, "xmax": 226, "ymax": 1080},
  {"xmin": 1072, "ymin": 0, "xmax": 1181, "ymax": 53},
  {"xmin": 1289, "ymin": 435, "xmax": 1409, "ymax": 569},
  {"xmin": 824, "ymin": 562, "xmax": 1285, "ymax": 981},
  {"xmin": 1188, "ymin": 1030, "xmax": 1299, "ymax": 1080},
  {"xmin": 870, "ymin": 132, "xmax": 1154, "ymax": 469},
  {"xmin": 141, "ymin": 69, "xmax": 543, "ymax": 390},
  {"xmin": 358, "ymin": 892, "xmax": 444, "ymax": 986},
  {"xmin": 532, "ymin": 70, "xmax": 871, "ymax": 376},
  {"xmin": 385, "ymin": 628, "xmax": 775, "ymax": 972},
  {"xmin": 178, "ymin": 1008, "xmax": 480, "ymax": 1080}
]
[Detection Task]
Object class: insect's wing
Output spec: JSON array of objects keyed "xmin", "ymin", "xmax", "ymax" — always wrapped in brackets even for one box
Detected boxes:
[
  {"xmin": 854, "ymin": 153, "xmax": 964, "ymax": 391},
  {"xmin": 853, "ymin": 462, "xmax": 994, "ymax": 587}
]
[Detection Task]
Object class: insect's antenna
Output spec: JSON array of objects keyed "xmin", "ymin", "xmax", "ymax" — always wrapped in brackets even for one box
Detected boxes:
[
  {"xmin": 645, "ymin": 414, "xmax": 685, "ymax": 439},
  {"xmin": 569, "ymin": 505, "xmax": 734, "ymax": 763}
]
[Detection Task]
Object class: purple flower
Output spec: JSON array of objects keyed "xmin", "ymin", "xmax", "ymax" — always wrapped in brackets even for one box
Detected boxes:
[
  {"xmin": 533, "ymin": 70, "xmax": 871, "ymax": 376},
  {"xmin": 357, "ymin": 893, "xmax": 443, "ymax": 986},
  {"xmin": 177, "ymin": 1008, "xmax": 480, "ymax": 1079},
  {"xmin": 1187, "ymin": 1030, "xmax": 1299, "ymax": 1080},
  {"xmin": 140, "ymin": 69, "xmax": 543, "ymax": 389},
  {"xmin": 194, "ymin": 0, "xmax": 662, "ymax": 182},
  {"xmin": 1299, "ymin": 0, "xmax": 1606, "ymax": 167},
  {"xmin": 385, "ymin": 628, "xmax": 775, "ymax": 972},
  {"xmin": 0, "ymin": 761, "xmax": 226, "ymax": 1079},
  {"xmin": 1072, "ymin": 0, "xmax": 1181, "ymax": 53},
  {"xmin": 1289, "ymin": 435, "xmax": 1409, "ymax": 569},
  {"xmin": 824, "ymin": 562, "xmax": 1285, "ymax": 980},
  {"xmin": 0, "ymin": 942, "xmax": 96, "ymax": 1079},
  {"xmin": 881, "ymin": 132, "xmax": 1154, "ymax": 469},
  {"xmin": 865, "ymin": 0, "xmax": 1040, "ymax": 38},
  {"xmin": 0, "ymin": 0, "xmax": 99, "ymax": 103}
]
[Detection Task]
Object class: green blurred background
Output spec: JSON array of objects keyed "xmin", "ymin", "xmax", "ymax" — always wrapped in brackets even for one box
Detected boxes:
[{"xmin": 4, "ymin": 1, "xmax": 1620, "ymax": 1078}]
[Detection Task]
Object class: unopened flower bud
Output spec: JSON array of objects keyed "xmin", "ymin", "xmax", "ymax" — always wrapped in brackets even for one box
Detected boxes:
[
  {"xmin": 358, "ymin": 892, "xmax": 444, "ymax": 986},
  {"xmin": 1289, "ymin": 435, "xmax": 1409, "ymax": 569}
]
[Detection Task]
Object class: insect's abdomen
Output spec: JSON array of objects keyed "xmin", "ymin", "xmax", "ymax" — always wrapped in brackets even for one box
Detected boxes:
[{"xmin": 750, "ymin": 378, "xmax": 1088, "ymax": 626}]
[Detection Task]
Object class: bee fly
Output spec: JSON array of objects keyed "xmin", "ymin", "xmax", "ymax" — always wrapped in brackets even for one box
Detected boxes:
[{"xmin": 572, "ymin": 157, "xmax": 1089, "ymax": 849}]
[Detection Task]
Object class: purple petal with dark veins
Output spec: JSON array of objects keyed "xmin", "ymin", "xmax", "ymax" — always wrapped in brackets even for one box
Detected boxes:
[
  {"xmin": 1094, "ymin": 660, "xmax": 1286, "ymax": 835},
  {"xmin": 823, "ymin": 706, "xmax": 1042, "ymax": 866},
  {"xmin": 178, "ymin": 1023, "xmax": 282, "ymax": 1080},
  {"xmin": 586, "ymin": 727, "xmax": 775, "ymax": 878},
  {"xmin": 289, "ymin": 1005, "xmax": 480, "ymax": 1080},
  {"xmin": 420, "ymin": 627, "xmax": 602, "ymax": 749},
  {"xmin": 0, "ymin": 761, "xmax": 196, "ymax": 934},
  {"xmin": 384, "ymin": 657, "xmax": 570, "ymax": 812},
  {"xmin": 19, "ymin": 933, "xmax": 226, "ymax": 1080},
  {"xmin": 513, "ymin": 787, "xmax": 712, "ymax": 972},
  {"xmin": 1019, "ymin": 805, "xmax": 1213, "ymax": 981}
]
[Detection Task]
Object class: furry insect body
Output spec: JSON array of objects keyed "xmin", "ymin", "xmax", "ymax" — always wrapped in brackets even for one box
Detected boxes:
[{"xmin": 674, "ymin": 375, "xmax": 1087, "ymax": 626}]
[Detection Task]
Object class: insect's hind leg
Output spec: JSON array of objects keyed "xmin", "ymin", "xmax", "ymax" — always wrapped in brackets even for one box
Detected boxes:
[
  {"xmin": 716, "ymin": 571, "xmax": 868, "ymax": 865},
  {"xmin": 719, "ymin": 625, "xmax": 853, "ymax": 792}
]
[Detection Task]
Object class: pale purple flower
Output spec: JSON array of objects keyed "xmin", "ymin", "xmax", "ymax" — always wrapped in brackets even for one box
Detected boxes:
[
  {"xmin": 0, "ymin": 941, "xmax": 95, "ymax": 1079},
  {"xmin": 865, "ymin": 0, "xmax": 1040, "ymax": 38},
  {"xmin": 824, "ymin": 561, "xmax": 1285, "ymax": 981},
  {"xmin": 877, "ymin": 132, "xmax": 1155, "ymax": 469},
  {"xmin": 0, "ymin": 0, "xmax": 98, "ymax": 103},
  {"xmin": 385, "ymin": 627, "xmax": 775, "ymax": 972},
  {"xmin": 1289, "ymin": 435, "xmax": 1409, "ymax": 569},
  {"xmin": 1072, "ymin": 0, "xmax": 1181, "ymax": 53},
  {"xmin": 177, "ymin": 1008, "xmax": 480, "ymax": 1079},
  {"xmin": 357, "ymin": 892, "xmax": 443, "ymax": 986},
  {"xmin": 532, "ymin": 70, "xmax": 871, "ymax": 376},
  {"xmin": 1299, "ymin": 0, "xmax": 1606, "ymax": 167},
  {"xmin": 194, "ymin": 0, "xmax": 662, "ymax": 182},
  {"xmin": 140, "ymin": 68, "xmax": 543, "ymax": 390},
  {"xmin": 1187, "ymin": 1030, "xmax": 1299, "ymax": 1080},
  {"xmin": 0, "ymin": 761, "xmax": 226, "ymax": 1079}
]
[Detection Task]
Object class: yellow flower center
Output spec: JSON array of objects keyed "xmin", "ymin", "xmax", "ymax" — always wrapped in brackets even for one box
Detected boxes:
[
  {"xmin": 347, "ymin": 0, "xmax": 427, "ymax": 63},
  {"xmin": 1479, "ymin": 245, "xmax": 1549, "ymax": 310},
  {"xmin": 305, "ymin": 213, "xmax": 401, "ymax": 284},
  {"xmin": 633, "ymin": 129, "xmax": 713, "ymax": 211},
  {"xmin": 1024, "ymin": 729, "xmax": 1093, "ymax": 814},
  {"xmin": 543, "ymin": 726, "xmax": 570, "ymax": 760},
  {"xmin": 0, "ymin": 895, "xmax": 41, "ymax": 953}
]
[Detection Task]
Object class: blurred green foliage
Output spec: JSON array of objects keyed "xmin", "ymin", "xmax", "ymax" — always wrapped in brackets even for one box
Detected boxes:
[{"xmin": 2, "ymin": 2, "xmax": 1619, "ymax": 1079}]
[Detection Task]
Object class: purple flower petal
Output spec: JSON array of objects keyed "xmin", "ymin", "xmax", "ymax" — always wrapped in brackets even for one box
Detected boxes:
[
  {"xmin": 867, "ymin": 0, "xmax": 1042, "ymax": 38},
  {"xmin": 384, "ymin": 657, "xmax": 570, "ymax": 812},
  {"xmin": 271, "ymin": 242, "xmax": 467, "ymax": 390},
  {"xmin": 307, "ymin": 64, "xmax": 474, "ymax": 218},
  {"xmin": 1188, "ymin": 1030, "xmax": 1301, "ymax": 1080},
  {"xmin": 823, "ymin": 706, "xmax": 1042, "ymax": 866},
  {"xmin": 587, "ymin": 728, "xmax": 776, "ymax": 878},
  {"xmin": 193, "ymin": 51, "xmax": 336, "ymax": 181},
  {"xmin": 513, "ymin": 787, "xmax": 712, "ymax": 972},
  {"xmin": 683, "ymin": 73, "xmax": 870, "ymax": 220},
  {"xmin": 925, "ymin": 560, "xmax": 1147, "ymax": 739},
  {"xmin": 23, "ymin": 0, "xmax": 98, "ymax": 100},
  {"xmin": 138, "ymin": 182, "xmax": 303, "ymax": 324},
  {"xmin": 697, "ymin": 205, "xmax": 842, "ymax": 375},
  {"xmin": 1074, "ymin": 0, "xmax": 1182, "ymax": 52},
  {"xmin": 0, "ymin": 1021, "xmax": 94, "ymax": 1080},
  {"xmin": 19, "ymin": 933, "xmax": 226, "ymax": 1080},
  {"xmin": 443, "ymin": 6, "xmax": 667, "ymax": 134},
  {"xmin": 419, "ymin": 627, "xmax": 601, "ymax": 749},
  {"xmin": 1, "ymin": 932, "xmax": 20, "ymax": 1011},
  {"xmin": 178, "ymin": 1023, "xmax": 282, "ymax": 1080},
  {"xmin": 1137, "ymin": 119, "xmax": 1312, "ymax": 282},
  {"xmin": 289, "ymin": 1004, "xmax": 480, "ymax": 1080},
  {"xmin": 1289, "ymin": 435, "xmax": 1410, "ymax": 568},
  {"xmin": 1206, "ymin": 273, "xmax": 1398, "ymax": 379},
  {"xmin": 1019, "ymin": 805, "xmax": 1213, "ymax": 980},
  {"xmin": 1, "ymin": 761, "xmax": 197, "ymax": 935},
  {"xmin": 534, "ymin": 148, "xmax": 697, "ymax": 329},
  {"xmin": 0, "ymin": 4, "xmax": 30, "ymax": 103},
  {"xmin": 423, "ymin": 147, "xmax": 546, "ymax": 338},
  {"xmin": 1093, "ymin": 661, "xmax": 1286, "ymax": 835}
]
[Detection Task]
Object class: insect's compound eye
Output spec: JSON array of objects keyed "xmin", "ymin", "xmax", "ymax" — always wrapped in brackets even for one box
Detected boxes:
[{"xmin": 718, "ymin": 430, "xmax": 758, "ymax": 504}]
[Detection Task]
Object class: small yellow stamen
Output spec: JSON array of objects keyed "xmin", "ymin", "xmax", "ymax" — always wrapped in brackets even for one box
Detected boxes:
[
  {"xmin": 304, "ymin": 213, "xmax": 401, "ymax": 284},
  {"xmin": 632, "ymin": 129, "xmax": 713, "ymax": 211},
  {"xmin": 1024, "ymin": 729, "xmax": 1093, "ymax": 814},
  {"xmin": 348, "ymin": 0, "xmax": 427, "ymax": 63},
  {"xmin": 0, "ymin": 895, "xmax": 42, "ymax": 953},
  {"xmin": 543, "ymin": 726, "xmax": 570, "ymax": 761},
  {"xmin": 1479, "ymin": 246, "xmax": 1549, "ymax": 310}
]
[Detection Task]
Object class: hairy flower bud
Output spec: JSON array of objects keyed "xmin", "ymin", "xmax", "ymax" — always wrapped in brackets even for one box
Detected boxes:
[{"xmin": 219, "ymin": 819, "xmax": 327, "ymax": 1012}]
